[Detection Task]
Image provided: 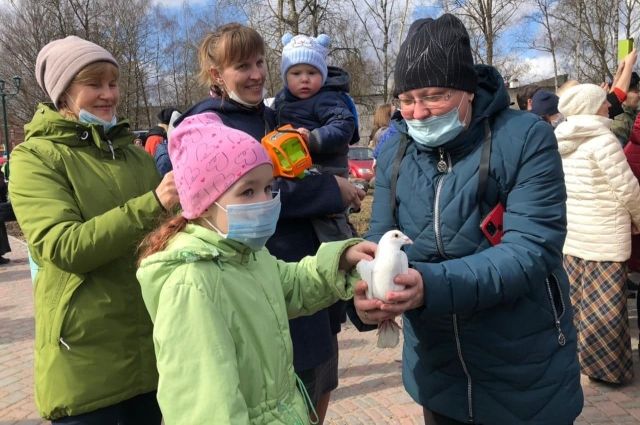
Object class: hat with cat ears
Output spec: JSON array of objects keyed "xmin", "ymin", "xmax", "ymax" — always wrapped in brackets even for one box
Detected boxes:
[{"xmin": 281, "ymin": 33, "xmax": 331, "ymax": 85}]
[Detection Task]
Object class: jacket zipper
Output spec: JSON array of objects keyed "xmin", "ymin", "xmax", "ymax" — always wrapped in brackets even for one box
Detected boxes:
[
  {"xmin": 453, "ymin": 316, "xmax": 474, "ymax": 421},
  {"xmin": 106, "ymin": 139, "xmax": 115, "ymax": 159},
  {"xmin": 59, "ymin": 337, "xmax": 71, "ymax": 350},
  {"xmin": 434, "ymin": 149, "xmax": 452, "ymax": 258},
  {"xmin": 434, "ymin": 148, "xmax": 474, "ymax": 422},
  {"xmin": 545, "ymin": 275, "xmax": 567, "ymax": 346}
]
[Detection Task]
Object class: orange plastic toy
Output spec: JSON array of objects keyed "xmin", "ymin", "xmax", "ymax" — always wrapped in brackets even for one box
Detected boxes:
[{"xmin": 261, "ymin": 124, "xmax": 312, "ymax": 179}]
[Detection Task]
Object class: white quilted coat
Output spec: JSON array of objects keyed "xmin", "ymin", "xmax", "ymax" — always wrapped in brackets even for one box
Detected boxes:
[{"xmin": 555, "ymin": 114, "xmax": 640, "ymax": 262}]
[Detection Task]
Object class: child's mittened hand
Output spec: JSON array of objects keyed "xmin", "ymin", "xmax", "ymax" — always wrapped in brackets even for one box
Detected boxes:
[
  {"xmin": 339, "ymin": 241, "xmax": 377, "ymax": 271},
  {"xmin": 297, "ymin": 127, "xmax": 310, "ymax": 142}
]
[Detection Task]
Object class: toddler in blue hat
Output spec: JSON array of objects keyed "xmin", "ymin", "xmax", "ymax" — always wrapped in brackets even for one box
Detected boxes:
[{"xmin": 275, "ymin": 33, "xmax": 361, "ymax": 242}]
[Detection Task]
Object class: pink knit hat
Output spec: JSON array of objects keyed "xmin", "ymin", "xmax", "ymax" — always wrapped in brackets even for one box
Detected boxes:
[
  {"xmin": 35, "ymin": 36, "xmax": 119, "ymax": 107},
  {"xmin": 169, "ymin": 113, "xmax": 272, "ymax": 219}
]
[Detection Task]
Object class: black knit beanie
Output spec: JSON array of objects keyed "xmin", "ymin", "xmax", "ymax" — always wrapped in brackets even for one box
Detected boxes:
[{"xmin": 394, "ymin": 14, "xmax": 477, "ymax": 97}]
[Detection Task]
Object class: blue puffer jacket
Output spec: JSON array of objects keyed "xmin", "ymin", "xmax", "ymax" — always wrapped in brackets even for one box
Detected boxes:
[
  {"xmin": 154, "ymin": 142, "xmax": 172, "ymax": 176},
  {"xmin": 275, "ymin": 66, "xmax": 358, "ymax": 170},
  {"xmin": 368, "ymin": 65, "xmax": 583, "ymax": 424}
]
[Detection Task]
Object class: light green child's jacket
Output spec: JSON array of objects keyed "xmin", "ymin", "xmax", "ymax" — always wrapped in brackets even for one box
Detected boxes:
[{"xmin": 137, "ymin": 224, "xmax": 359, "ymax": 425}]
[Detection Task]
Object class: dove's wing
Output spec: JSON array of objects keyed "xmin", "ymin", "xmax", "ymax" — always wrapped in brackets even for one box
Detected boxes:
[
  {"xmin": 398, "ymin": 250, "xmax": 408, "ymax": 274},
  {"xmin": 356, "ymin": 259, "xmax": 375, "ymax": 299},
  {"xmin": 387, "ymin": 250, "xmax": 408, "ymax": 292}
]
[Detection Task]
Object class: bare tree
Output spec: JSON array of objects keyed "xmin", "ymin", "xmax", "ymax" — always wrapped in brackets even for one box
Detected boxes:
[
  {"xmin": 444, "ymin": 0, "xmax": 520, "ymax": 66},
  {"xmin": 228, "ymin": 0, "xmax": 378, "ymax": 100},
  {"xmin": 620, "ymin": 0, "xmax": 640, "ymax": 38},
  {"xmin": 345, "ymin": 0, "xmax": 412, "ymax": 101},
  {"xmin": 553, "ymin": 0, "xmax": 619, "ymax": 82},
  {"xmin": 525, "ymin": 0, "xmax": 560, "ymax": 89}
]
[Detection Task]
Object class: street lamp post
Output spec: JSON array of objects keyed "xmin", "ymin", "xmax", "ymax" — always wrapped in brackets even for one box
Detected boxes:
[{"xmin": 0, "ymin": 76, "xmax": 21, "ymax": 157}]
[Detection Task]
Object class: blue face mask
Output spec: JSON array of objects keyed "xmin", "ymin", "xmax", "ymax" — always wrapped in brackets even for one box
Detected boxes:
[
  {"xmin": 78, "ymin": 109, "xmax": 117, "ymax": 132},
  {"xmin": 405, "ymin": 94, "xmax": 469, "ymax": 148},
  {"xmin": 206, "ymin": 192, "xmax": 281, "ymax": 251}
]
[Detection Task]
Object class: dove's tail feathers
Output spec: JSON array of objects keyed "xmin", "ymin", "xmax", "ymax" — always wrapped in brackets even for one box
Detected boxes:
[
  {"xmin": 376, "ymin": 319, "xmax": 401, "ymax": 348},
  {"xmin": 356, "ymin": 260, "xmax": 374, "ymax": 299}
]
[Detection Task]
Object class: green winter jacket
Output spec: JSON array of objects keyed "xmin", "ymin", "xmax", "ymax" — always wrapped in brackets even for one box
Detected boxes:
[
  {"xmin": 136, "ymin": 224, "xmax": 359, "ymax": 425},
  {"xmin": 9, "ymin": 103, "xmax": 164, "ymax": 420},
  {"xmin": 611, "ymin": 104, "xmax": 638, "ymax": 145}
]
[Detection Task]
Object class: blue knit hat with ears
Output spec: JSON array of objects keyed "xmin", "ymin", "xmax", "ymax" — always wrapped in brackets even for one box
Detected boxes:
[{"xmin": 280, "ymin": 33, "xmax": 331, "ymax": 85}]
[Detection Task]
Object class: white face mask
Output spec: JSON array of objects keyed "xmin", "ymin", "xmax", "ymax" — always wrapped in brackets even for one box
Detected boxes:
[
  {"xmin": 65, "ymin": 96, "xmax": 117, "ymax": 132},
  {"xmin": 227, "ymin": 87, "xmax": 268, "ymax": 107},
  {"xmin": 405, "ymin": 93, "xmax": 469, "ymax": 148},
  {"xmin": 78, "ymin": 109, "xmax": 117, "ymax": 132},
  {"xmin": 217, "ymin": 72, "xmax": 266, "ymax": 107},
  {"xmin": 201, "ymin": 192, "xmax": 281, "ymax": 251}
]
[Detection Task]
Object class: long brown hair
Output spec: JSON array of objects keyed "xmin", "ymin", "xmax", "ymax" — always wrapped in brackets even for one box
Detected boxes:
[
  {"xmin": 369, "ymin": 103, "xmax": 393, "ymax": 141},
  {"xmin": 137, "ymin": 214, "xmax": 188, "ymax": 266},
  {"xmin": 197, "ymin": 23, "xmax": 265, "ymax": 97}
]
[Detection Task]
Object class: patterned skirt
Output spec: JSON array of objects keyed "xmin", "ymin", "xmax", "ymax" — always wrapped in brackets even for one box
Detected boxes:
[{"xmin": 563, "ymin": 254, "xmax": 634, "ymax": 384}]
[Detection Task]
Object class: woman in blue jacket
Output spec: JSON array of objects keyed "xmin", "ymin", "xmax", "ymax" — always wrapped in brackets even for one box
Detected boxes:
[
  {"xmin": 353, "ymin": 14, "xmax": 583, "ymax": 425},
  {"xmin": 174, "ymin": 23, "xmax": 365, "ymax": 424}
]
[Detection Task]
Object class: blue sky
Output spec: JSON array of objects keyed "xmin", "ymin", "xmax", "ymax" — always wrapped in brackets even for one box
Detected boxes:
[
  {"xmin": 152, "ymin": 0, "xmax": 554, "ymax": 84},
  {"xmin": 412, "ymin": 3, "xmax": 556, "ymax": 83}
]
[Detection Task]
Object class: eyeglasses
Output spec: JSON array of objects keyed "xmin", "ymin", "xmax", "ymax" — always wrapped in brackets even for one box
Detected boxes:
[{"xmin": 392, "ymin": 91, "xmax": 453, "ymax": 110}]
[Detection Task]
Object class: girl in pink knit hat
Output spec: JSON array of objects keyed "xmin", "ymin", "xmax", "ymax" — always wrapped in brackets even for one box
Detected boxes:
[{"xmin": 137, "ymin": 112, "xmax": 375, "ymax": 425}]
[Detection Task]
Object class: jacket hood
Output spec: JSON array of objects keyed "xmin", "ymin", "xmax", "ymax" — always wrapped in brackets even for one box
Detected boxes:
[
  {"xmin": 175, "ymin": 96, "xmax": 268, "ymax": 128},
  {"xmin": 389, "ymin": 64, "xmax": 510, "ymax": 155},
  {"xmin": 555, "ymin": 115, "xmax": 613, "ymax": 156},
  {"xmin": 136, "ymin": 224, "xmax": 255, "ymax": 316},
  {"xmin": 323, "ymin": 66, "xmax": 350, "ymax": 93},
  {"xmin": 25, "ymin": 103, "xmax": 133, "ymax": 151}
]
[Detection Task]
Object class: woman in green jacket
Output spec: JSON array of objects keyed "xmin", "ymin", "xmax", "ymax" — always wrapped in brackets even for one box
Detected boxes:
[
  {"xmin": 9, "ymin": 36, "xmax": 178, "ymax": 423},
  {"xmin": 137, "ymin": 112, "xmax": 375, "ymax": 424}
]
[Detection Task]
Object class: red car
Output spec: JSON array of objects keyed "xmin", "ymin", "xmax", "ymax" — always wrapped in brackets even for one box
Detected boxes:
[{"xmin": 348, "ymin": 146, "xmax": 375, "ymax": 182}]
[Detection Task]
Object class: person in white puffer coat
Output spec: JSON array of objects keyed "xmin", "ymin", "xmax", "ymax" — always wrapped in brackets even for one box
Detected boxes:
[{"xmin": 555, "ymin": 83, "xmax": 640, "ymax": 385}]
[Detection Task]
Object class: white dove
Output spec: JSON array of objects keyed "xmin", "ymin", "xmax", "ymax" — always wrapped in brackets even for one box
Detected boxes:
[{"xmin": 356, "ymin": 229, "xmax": 413, "ymax": 348}]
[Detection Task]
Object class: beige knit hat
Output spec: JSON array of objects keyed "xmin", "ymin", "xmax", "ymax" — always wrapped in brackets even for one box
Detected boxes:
[
  {"xmin": 558, "ymin": 83, "xmax": 607, "ymax": 117},
  {"xmin": 35, "ymin": 36, "xmax": 119, "ymax": 106}
]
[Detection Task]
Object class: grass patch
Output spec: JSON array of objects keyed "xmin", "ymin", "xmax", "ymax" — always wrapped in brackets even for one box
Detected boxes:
[{"xmin": 350, "ymin": 190, "xmax": 373, "ymax": 237}]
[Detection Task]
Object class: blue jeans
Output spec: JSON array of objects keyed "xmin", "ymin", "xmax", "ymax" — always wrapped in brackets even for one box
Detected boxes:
[{"xmin": 52, "ymin": 391, "xmax": 161, "ymax": 425}]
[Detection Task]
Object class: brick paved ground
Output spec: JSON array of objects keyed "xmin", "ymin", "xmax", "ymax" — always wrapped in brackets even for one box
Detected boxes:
[{"xmin": 1, "ymin": 235, "xmax": 639, "ymax": 425}]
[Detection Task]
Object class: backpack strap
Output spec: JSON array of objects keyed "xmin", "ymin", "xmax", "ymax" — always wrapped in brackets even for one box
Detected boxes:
[
  {"xmin": 476, "ymin": 120, "xmax": 492, "ymax": 213},
  {"xmin": 390, "ymin": 134, "xmax": 410, "ymax": 224}
]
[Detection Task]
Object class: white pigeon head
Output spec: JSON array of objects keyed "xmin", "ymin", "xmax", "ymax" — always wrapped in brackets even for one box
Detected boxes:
[{"xmin": 379, "ymin": 230, "xmax": 413, "ymax": 250}]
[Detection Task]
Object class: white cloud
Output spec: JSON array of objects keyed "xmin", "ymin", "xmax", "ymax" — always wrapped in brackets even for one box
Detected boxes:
[{"xmin": 518, "ymin": 55, "xmax": 563, "ymax": 85}]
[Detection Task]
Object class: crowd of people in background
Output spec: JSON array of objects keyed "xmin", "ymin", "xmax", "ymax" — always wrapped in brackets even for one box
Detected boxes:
[
  {"xmin": 3, "ymin": 10, "xmax": 640, "ymax": 425},
  {"xmin": 130, "ymin": 107, "xmax": 179, "ymax": 177},
  {"xmin": 518, "ymin": 52, "xmax": 640, "ymax": 387}
]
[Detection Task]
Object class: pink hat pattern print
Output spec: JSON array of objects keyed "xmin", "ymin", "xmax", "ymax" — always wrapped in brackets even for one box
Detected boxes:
[{"xmin": 168, "ymin": 112, "xmax": 272, "ymax": 219}]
